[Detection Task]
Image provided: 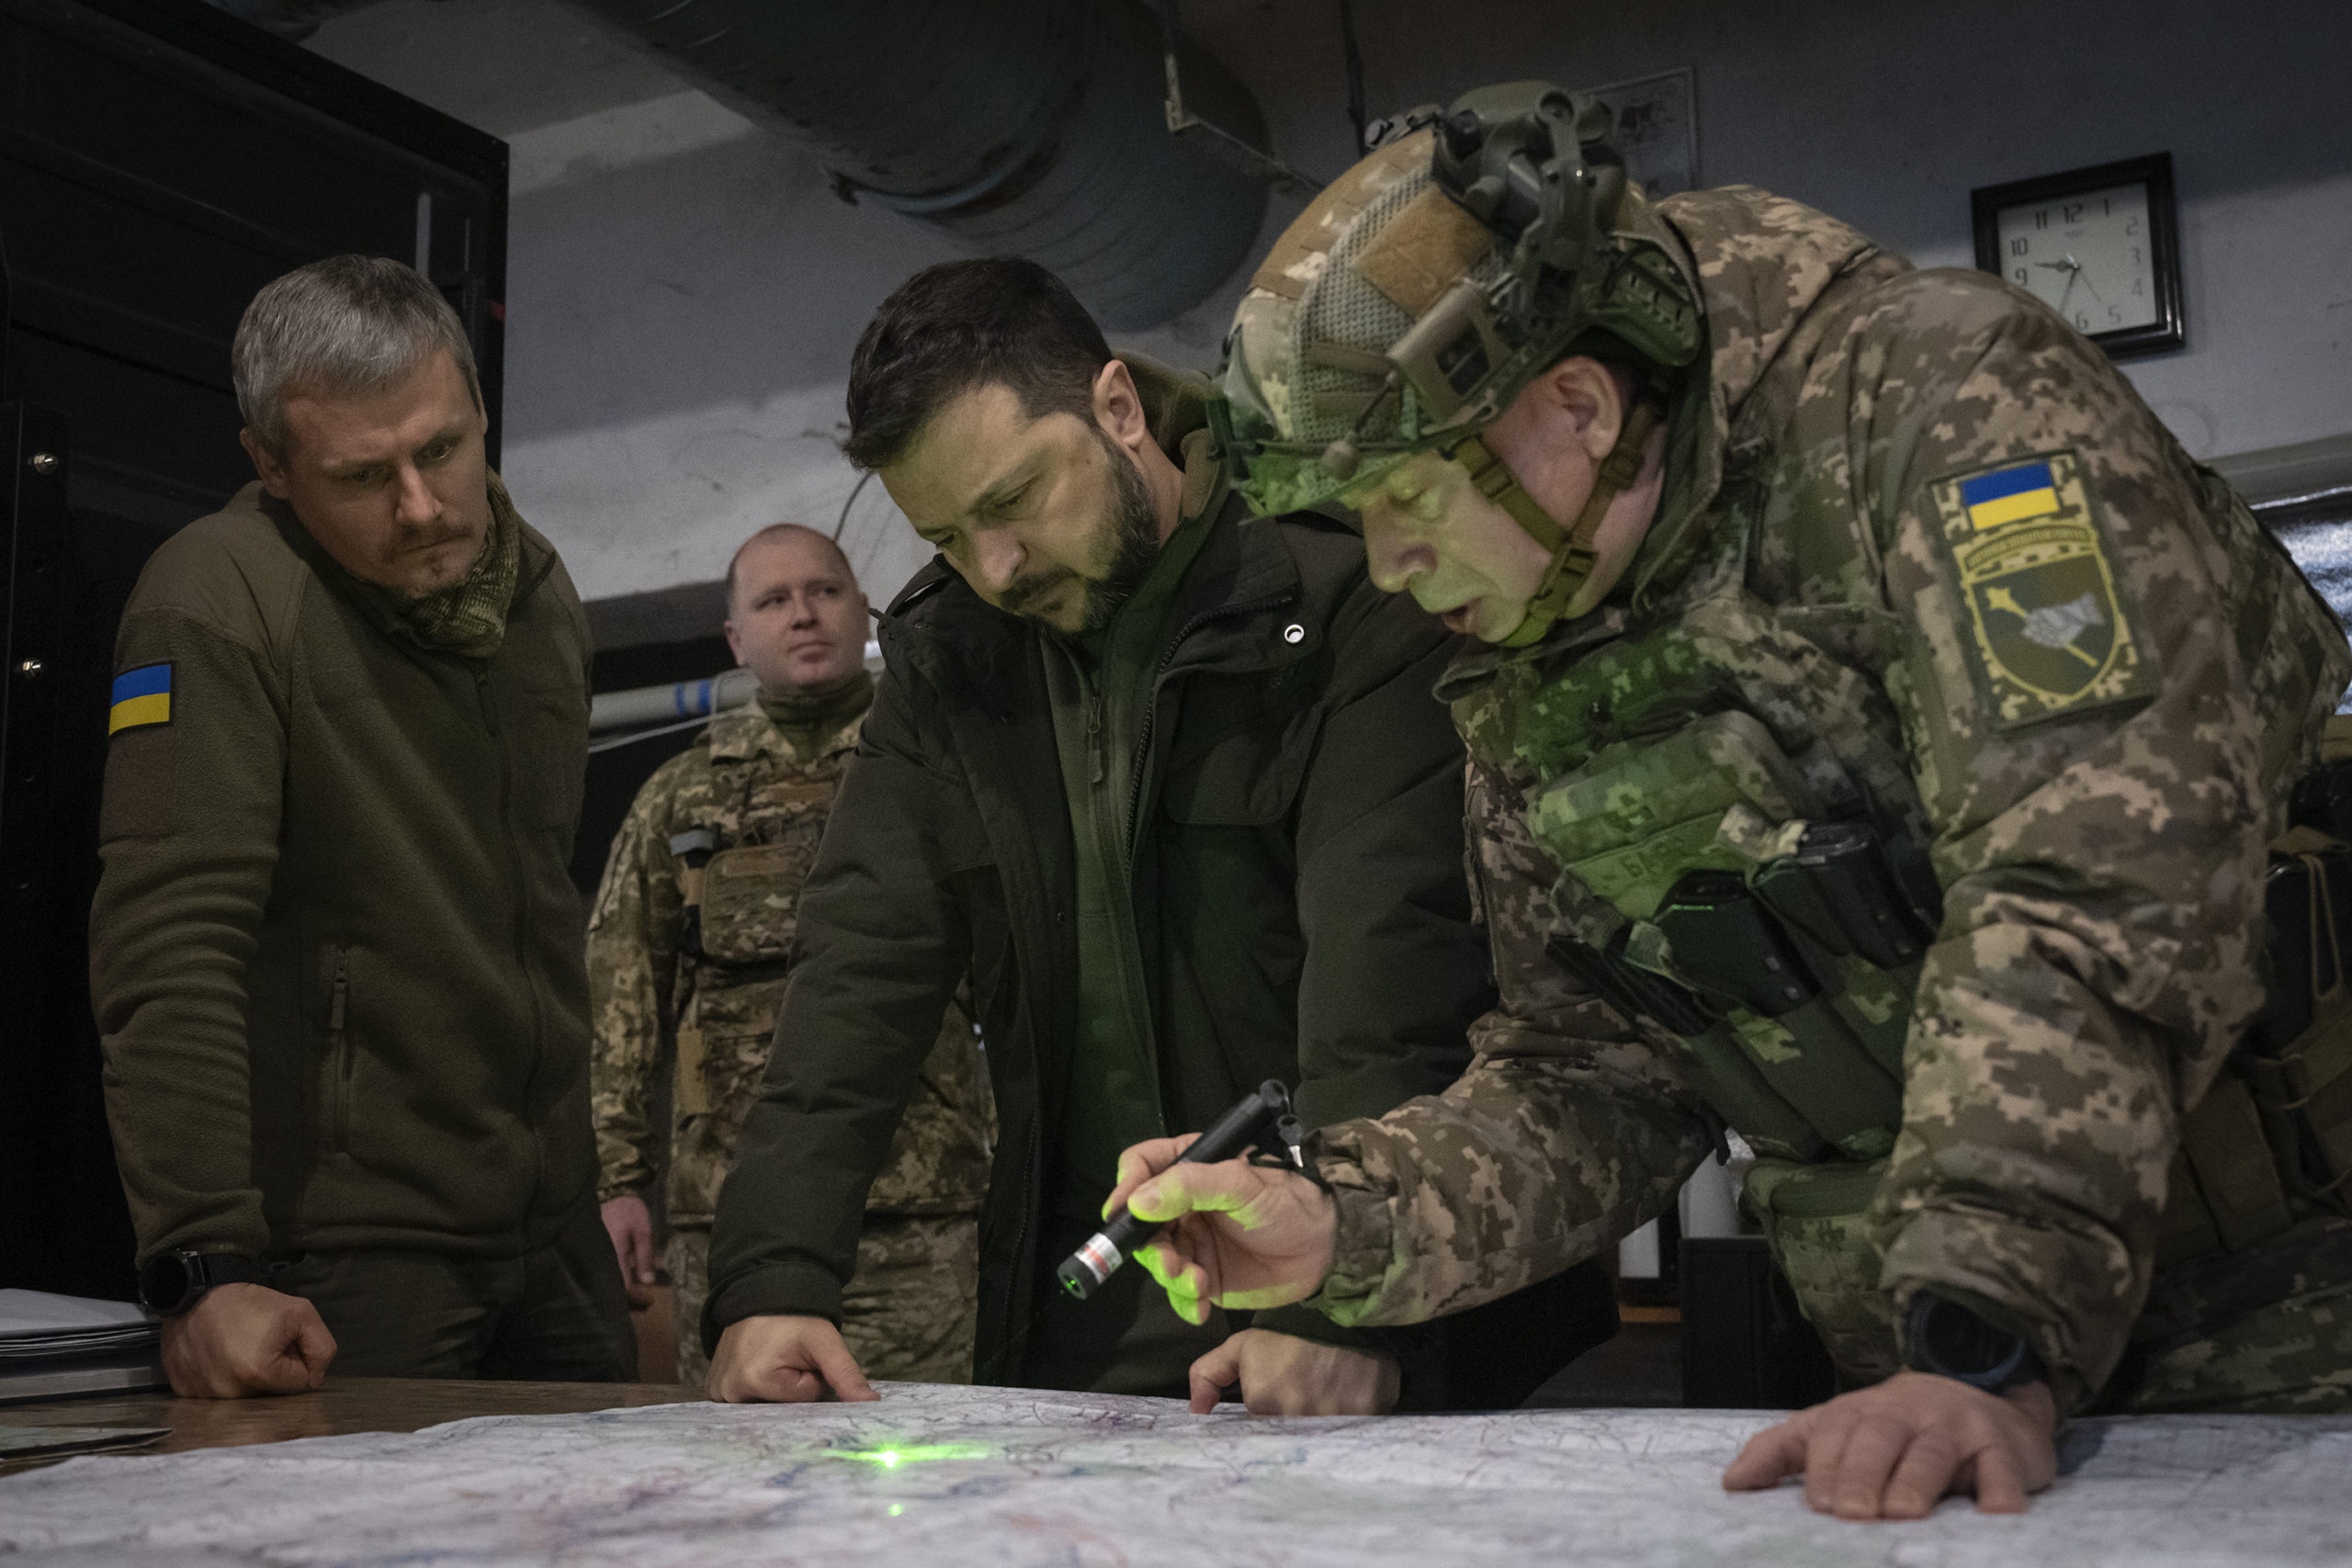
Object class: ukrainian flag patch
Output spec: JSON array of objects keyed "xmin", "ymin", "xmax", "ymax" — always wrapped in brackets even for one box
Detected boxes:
[
  {"xmin": 1956, "ymin": 461, "xmax": 2064, "ymax": 531},
  {"xmin": 108, "ymin": 662, "xmax": 173, "ymax": 735}
]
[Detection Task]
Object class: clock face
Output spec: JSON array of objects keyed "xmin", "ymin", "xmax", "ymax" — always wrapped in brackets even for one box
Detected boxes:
[{"xmin": 1995, "ymin": 182, "xmax": 2165, "ymax": 337}]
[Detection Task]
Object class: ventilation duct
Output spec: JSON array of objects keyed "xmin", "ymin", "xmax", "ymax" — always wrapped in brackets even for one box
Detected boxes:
[
  {"xmin": 559, "ymin": 0, "xmax": 1274, "ymax": 329},
  {"xmin": 205, "ymin": 0, "xmax": 1280, "ymax": 327},
  {"xmin": 200, "ymin": 0, "xmax": 380, "ymax": 40}
]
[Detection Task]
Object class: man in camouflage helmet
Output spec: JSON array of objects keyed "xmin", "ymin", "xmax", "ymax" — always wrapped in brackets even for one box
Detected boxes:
[
  {"xmin": 589, "ymin": 523, "xmax": 994, "ymax": 1389},
  {"xmin": 1107, "ymin": 81, "xmax": 2352, "ymax": 1517}
]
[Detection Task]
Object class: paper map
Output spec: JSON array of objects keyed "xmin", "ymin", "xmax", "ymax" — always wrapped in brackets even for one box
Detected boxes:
[{"xmin": 4, "ymin": 1383, "xmax": 2348, "ymax": 1565}]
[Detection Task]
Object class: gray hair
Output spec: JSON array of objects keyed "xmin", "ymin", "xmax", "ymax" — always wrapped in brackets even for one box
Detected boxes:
[{"xmin": 232, "ymin": 255, "xmax": 481, "ymax": 455}]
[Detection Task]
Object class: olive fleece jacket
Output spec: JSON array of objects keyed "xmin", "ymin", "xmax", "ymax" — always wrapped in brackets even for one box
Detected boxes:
[{"xmin": 90, "ymin": 479, "xmax": 598, "ymax": 1266}]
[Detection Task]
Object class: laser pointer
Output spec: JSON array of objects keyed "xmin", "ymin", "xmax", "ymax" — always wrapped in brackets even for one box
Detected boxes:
[{"xmin": 1056, "ymin": 1079, "xmax": 1305, "ymax": 1300}]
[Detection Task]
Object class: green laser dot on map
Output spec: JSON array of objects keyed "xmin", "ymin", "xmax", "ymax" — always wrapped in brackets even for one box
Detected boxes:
[{"xmin": 825, "ymin": 1444, "xmax": 989, "ymax": 1467}]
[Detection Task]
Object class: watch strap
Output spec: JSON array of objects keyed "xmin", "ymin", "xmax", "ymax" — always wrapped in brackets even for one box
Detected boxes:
[
  {"xmin": 1902, "ymin": 1291, "xmax": 2047, "ymax": 1394},
  {"xmin": 192, "ymin": 1252, "xmax": 266, "ymax": 1291},
  {"xmin": 140, "ymin": 1248, "xmax": 266, "ymax": 1315}
]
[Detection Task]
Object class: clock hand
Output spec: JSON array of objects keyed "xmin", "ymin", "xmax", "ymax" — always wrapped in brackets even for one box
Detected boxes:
[{"xmin": 2031, "ymin": 260, "xmax": 2073, "ymax": 272}]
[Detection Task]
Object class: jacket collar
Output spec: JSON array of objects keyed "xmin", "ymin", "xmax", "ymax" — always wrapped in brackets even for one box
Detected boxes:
[
  {"xmin": 253, "ymin": 474, "xmax": 560, "ymax": 650},
  {"xmin": 1625, "ymin": 186, "xmax": 1888, "ymax": 608},
  {"xmin": 704, "ymin": 699, "xmax": 865, "ymax": 765}
]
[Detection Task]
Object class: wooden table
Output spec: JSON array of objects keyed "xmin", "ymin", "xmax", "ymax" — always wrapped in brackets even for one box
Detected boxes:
[{"xmin": 2, "ymin": 1377, "xmax": 692, "ymax": 1462}]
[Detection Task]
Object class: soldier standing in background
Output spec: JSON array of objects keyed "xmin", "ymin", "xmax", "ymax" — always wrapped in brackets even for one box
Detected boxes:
[
  {"xmin": 590, "ymin": 524, "xmax": 993, "ymax": 1390},
  {"xmin": 1106, "ymin": 83, "xmax": 2352, "ymax": 1517}
]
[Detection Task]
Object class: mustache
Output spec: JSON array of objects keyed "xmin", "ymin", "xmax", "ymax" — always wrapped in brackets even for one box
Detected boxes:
[
  {"xmin": 997, "ymin": 569, "xmax": 1076, "ymax": 619},
  {"xmin": 390, "ymin": 516, "xmax": 476, "ymax": 552}
]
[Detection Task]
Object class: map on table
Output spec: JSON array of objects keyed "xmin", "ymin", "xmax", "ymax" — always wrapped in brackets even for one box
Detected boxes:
[{"xmin": 3, "ymin": 1382, "xmax": 2348, "ymax": 1566}]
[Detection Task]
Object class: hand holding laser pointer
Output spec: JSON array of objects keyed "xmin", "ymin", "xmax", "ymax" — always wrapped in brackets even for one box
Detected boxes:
[
  {"xmin": 1082, "ymin": 1089, "xmax": 1342, "ymax": 1325},
  {"xmin": 1059, "ymin": 1080, "xmax": 1326, "ymax": 1305}
]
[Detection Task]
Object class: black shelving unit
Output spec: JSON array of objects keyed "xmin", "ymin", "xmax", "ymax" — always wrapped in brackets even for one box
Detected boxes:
[{"xmin": 0, "ymin": 0, "xmax": 507, "ymax": 1298}]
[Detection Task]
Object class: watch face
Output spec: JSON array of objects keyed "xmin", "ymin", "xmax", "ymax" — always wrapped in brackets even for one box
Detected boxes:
[
  {"xmin": 136, "ymin": 1251, "xmax": 195, "ymax": 1314},
  {"xmin": 1996, "ymin": 182, "xmax": 2164, "ymax": 338}
]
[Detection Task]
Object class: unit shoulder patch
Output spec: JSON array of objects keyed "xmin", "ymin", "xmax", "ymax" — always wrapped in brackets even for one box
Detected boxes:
[{"xmin": 1928, "ymin": 450, "xmax": 2157, "ymax": 730}]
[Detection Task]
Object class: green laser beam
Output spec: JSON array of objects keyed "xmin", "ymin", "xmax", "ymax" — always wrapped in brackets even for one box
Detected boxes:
[{"xmin": 821, "ymin": 1443, "xmax": 990, "ymax": 1468}]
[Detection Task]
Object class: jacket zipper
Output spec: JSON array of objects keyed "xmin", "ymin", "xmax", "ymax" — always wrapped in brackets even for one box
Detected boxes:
[
  {"xmin": 1122, "ymin": 591, "xmax": 1297, "ymax": 865},
  {"xmin": 328, "ymin": 943, "xmax": 353, "ymax": 1152},
  {"xmin": 988, "ymin": 1118, "xmax": 1041, "ymax": 1385},
  {"xmin": 478, "ymin": 662, "xmax": 549, "ymax": 1233}
]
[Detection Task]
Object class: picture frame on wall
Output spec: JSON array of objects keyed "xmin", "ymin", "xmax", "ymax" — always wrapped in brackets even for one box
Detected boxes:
[{"xmin": 1581, "ymin": 67, "xmax": 1698, "ymax": 200}]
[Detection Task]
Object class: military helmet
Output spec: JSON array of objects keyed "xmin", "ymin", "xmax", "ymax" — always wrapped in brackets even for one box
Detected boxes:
[{"xmin": 1211, "ymin": 81, "xmax": 1704, "ymax": 641}]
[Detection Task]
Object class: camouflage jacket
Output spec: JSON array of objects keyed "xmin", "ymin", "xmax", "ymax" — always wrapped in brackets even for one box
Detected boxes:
[
  {"xmin": 588, "ymin": 692, "xmax": 993, "ymax": 1226},
  {"xmin": 1307, "ymin": 186, "xmax": 2350, "ymax": 1408}
]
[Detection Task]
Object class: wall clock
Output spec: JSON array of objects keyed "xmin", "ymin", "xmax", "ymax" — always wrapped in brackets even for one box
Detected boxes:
[{"xmin": 1972, "ymin": 152, "xmax": 2184, "ymax": 359}]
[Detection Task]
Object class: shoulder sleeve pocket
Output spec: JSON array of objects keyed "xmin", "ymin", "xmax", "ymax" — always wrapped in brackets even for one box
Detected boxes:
[{"xmin": 100, "ymin": 726, "xmax": 177, "ymax": 839}]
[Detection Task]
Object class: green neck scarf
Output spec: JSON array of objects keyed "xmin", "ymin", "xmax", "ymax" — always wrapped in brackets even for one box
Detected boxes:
[
  {"xmin": 402, "ymin": 476, "xmax": 524, "ymax": 660},
  {"xmin": 757, "ymin": 667, "xmax": 873, "ymax": 759}
]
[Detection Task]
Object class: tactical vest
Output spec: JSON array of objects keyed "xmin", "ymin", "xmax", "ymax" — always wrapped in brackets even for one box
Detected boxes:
[
  {"xmin": 648, "ymin": 751, "xmax": 851, "ymax": 1224},
  {"xmin": 1507, "ymin": 581, "xmax": 2352, "ymax": 1381}
]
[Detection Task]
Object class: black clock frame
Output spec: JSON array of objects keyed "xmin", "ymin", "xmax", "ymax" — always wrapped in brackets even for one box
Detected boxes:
[{"xmin": 1971, "ymin": 152, "xmax": 2184, "ymax": 360}]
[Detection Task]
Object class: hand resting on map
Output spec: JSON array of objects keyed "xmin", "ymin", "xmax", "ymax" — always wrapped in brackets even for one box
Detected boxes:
[
  {"xmin": 1724, "ymin": 1371, "xmax": 2058, "ymax": 1518},
  {"xmin": 706, "ymin": 1314, "xmax": 878, "ymax": 1403}
]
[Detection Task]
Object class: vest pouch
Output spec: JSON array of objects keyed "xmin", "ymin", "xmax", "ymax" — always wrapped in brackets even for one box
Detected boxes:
[
  {"xmin": 1722, "ymin": 1004, "xmax": 1901, "ymax": 1161},
  {"xmin": 1529, "ymin": 709, "xmax": 1821, "ymax": 923},
  {"xmin": 667, "ymin": 1021, "xmax": 783, "ymax": 1224},
  {"xmin": 1820, "ymin": 955, "xmax": 1917, "ymax": 1081},
  {"xmin": 2155, "ymin": 1073, "xmax": 2291, "ymax": 1269},
  {"xmin": 1743, "ymin": 1156, "xmax": 1901, "ymax": 1384},
  {"xmin": 696, "ymin": 841, "xmax": 810, "ymax": 965},
  {"xmin": 2244, "ymin": 836, "xmax": 2352, "ymax": 1218},
  {"xmin": 1649, "ymin": 871, "xmax": 1903, "ymax": 1161},
  {"xmin": 1674, "ymin": 1019, "xmax": 1826, "ymax": 1163}
]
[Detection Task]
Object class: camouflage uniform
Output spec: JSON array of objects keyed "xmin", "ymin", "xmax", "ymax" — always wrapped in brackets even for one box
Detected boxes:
[
  {"xmin": 588, "ymin": 684, "xmax": 994, "ymax": 1387},
  {"xmin": 1302, "ymin": 186, "xmax": 2352, "ymax": 1414}
]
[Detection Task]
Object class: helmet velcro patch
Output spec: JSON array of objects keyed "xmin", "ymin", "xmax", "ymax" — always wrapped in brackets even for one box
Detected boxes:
[
  {"xmin": 1354, "ymin": 185, "xmax": 1497, "ymax": 318},
  {"xmin": 1248, "ymin": 131, "xmax": 1431, "ymax": 301}
]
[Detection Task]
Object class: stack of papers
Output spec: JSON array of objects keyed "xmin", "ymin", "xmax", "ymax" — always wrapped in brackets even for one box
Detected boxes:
[{"xmin": 0, "ymin": 1291, "xmax": 166, "ymax": 1404}]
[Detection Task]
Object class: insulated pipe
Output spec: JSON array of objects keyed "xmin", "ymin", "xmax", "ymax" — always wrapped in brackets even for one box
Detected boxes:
[
  {"xmin": 589, "ymin": 668, "xmax": 761, "ymax": 733},
  {"xmin": 559, "ymin": 0, "xmax": 1273, "ymax": 329}
]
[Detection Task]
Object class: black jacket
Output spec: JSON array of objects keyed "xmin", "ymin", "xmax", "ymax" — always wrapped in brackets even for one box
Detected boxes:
[{"xmin": 708, "ymin": 453, "xmax": 1612, "ymax": 1404}]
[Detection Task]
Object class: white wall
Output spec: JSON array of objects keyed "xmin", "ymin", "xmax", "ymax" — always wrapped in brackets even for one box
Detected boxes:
[{"xmin": 309, "ymin": 0, "xmax": 2352, "ymax": 623}]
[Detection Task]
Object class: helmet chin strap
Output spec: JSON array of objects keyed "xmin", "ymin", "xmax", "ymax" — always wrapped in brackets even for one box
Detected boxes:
[{"xmin": 1446, "ymin": 399, "xmax": 1661, "ymax": 649}]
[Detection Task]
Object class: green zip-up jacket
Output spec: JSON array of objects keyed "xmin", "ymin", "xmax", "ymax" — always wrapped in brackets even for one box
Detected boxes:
[
  {"xmin": 90, "ymin": 479, "xmax": 597, "ymax": 1265},
  {"xmin": 707, "ymin": 376, "xmax": 1615, "ymax": 1404}
]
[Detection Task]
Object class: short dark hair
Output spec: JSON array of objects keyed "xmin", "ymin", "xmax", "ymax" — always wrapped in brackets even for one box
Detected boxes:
[{"xmin": 843, "ymin": 257, "xmax": 1111, "ymax": 470}]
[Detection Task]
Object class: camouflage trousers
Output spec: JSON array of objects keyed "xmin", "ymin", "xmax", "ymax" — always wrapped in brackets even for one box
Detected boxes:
[{"xmin": 669, "ymin": 1213, "xmax": 981, "ymax": 1392}]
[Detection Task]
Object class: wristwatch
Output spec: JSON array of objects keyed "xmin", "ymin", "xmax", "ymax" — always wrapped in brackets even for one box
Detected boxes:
[
  {"xmin": 1902, "ymin": 1291, "xmax": 2048, "ymax": 1394},
  {"xmin": 136, "ymin": 1248, "xmax": 266, "ymax": 1317}
]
